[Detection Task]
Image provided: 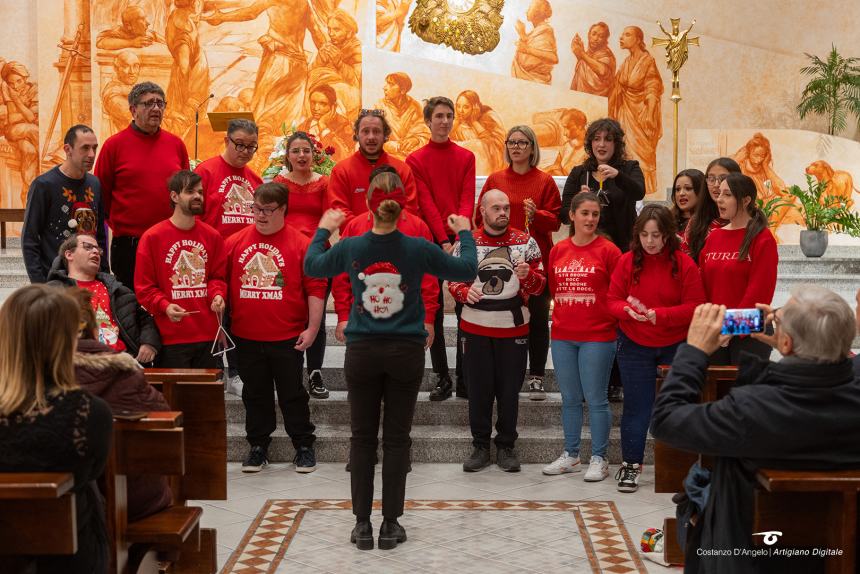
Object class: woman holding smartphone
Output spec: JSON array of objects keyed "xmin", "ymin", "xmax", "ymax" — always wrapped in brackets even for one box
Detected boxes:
[
  {"xmin": 542, "ymin": 192, "xmax": 621, "ymax": 481},
  {"xmin": 699, "ymin": 173, "xmax": 777, "ymax": 364},
  {"xmin": 607, "ymin": 205, "xmax": 705, "ymax": 492}
]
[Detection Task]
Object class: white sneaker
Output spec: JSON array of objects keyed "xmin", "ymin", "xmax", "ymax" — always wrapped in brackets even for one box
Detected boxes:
[
  {"xmin": 583, "ymin": 455, "xmax": 609, "ymax": 482},
  {"xmin": 542, "ymin": 451, "xmax": 581, "ymax": 475},
  {"xmin": 226, "ymin": 375, "xmax": 243, "ymax": 397}
]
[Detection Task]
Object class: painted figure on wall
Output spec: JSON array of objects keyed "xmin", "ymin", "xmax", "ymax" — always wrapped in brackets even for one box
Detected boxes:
[
  {"xmin": 102, "ymin": 50, "xmax": 141, "ymax": 135},
  {"xmin": 96, "ymin": 5, "xmax": 164, "ymax": 50},
  {"xmin": 542, "ymin": 108, "xmax": 588, "ymax": 176},
  {"xmin": 297, "ymin": 83, "xmax": 353, "ymax": 160},
  {"xmin": 733, "ymin": 132, "xmax": 800, "ymax": 226},
  {"xmin": 376, "ymin": 0, "xmax": 412, "ymax": 52},
  {"xmin": 376, "ymin": 72, "xmax": 429, "ymax": 159},
  {"xmin": 0, "ymin": 60, "xmax": 39, "ymax": 203},
  {"xmin": 451, "ymin": 89, "xmax": 506, "ymax": 174},
  {"xmin": 609, "ymin": 26, "xmax": 662, "ymax": 196},
  {"xmin": 806, "ymin": 160, "xmax": 857, "ymax": 210},
  {"xmin": 570, "ymin": 21, "xmax": 615, "ymax": 97},
  {"xmin": 309, "ymin": 9, "xmax": 363, "ymax": 121},
  {"xmin": 511, "ymin": 0, "xmax": 558, "ymax": 85},
  {"xmin": 164, "ymin": 0, "xmax": 212, "ymax": 147}
]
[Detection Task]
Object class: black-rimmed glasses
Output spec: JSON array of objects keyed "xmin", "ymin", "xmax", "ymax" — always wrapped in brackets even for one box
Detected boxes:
[
  {"xmin": 505, "ymin": 139, "xmax": 531, "ymax": 149},
  {"xmin": 136, "ymin": 99, "xmax": 167, "ymax": 109},
  {"xmin": 229, "ymin": 137, "xmax": 259, "ymax": 153}
]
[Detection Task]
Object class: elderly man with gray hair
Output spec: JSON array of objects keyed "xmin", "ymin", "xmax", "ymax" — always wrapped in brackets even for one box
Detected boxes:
[
  {"xmin": 651, "ymin": 285, "xmax": 860, "ymax": 573},
  {"xmin": 94, "ymin": 81, "xmax": 189, "ymax": 289}
]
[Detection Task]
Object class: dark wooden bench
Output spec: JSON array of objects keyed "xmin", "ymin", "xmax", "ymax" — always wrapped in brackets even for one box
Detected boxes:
[
  {"xmin": 0, "ymin": 471, "xmax": 77, "ymax": 574},
  {"xmin": 0, "ymin": 208, "xmax": 25, "ymax": 250},
  {"xmin": 144, "ymin": 368, "xmax": 222, "ymax": 384}
]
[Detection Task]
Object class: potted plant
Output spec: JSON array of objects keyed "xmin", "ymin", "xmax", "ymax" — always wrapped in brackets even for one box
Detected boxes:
[
  {"xmin": 796, "ymin": 45, "xmax": 860, "ymax": 136},
  {"xmin": 776, "ymin": 174, "xmax": 860, "ymax": 257}
]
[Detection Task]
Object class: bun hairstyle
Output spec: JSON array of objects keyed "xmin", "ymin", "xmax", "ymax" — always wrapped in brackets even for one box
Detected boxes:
[{"xmin": 367, "ymin": 170, "xmax": 405, "ymax": 224}]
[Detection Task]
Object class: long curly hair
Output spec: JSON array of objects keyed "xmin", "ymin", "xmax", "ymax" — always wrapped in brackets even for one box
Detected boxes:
[
  {"xmin": 583, "ymin": 118, "xmax": 626, "ymax": 171},
  {"xmin": 630, "ymin": 204, "xmax": 679, "ymax": 284}
]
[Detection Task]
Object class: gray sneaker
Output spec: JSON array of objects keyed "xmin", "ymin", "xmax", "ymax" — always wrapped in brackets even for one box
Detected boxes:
[
  {"xmin": 225, "ymin": 374, "xmax": 243, "ymax": 397},
  {"xmin": 497, "ymin": 447, "xmax": 521, "ymax": 472},
  {"xmin": 463, "ymin": 445, "xmax": 490, "ymax": 472},
  {"xmin": 527, "ymin": 377, "xmax": 546, "ymax": 401}
]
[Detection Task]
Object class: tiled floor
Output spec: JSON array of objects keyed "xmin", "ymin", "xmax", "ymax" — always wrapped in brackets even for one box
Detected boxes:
[{"xmin": 193, "ymin": 463, "xmax": 679, "ymax": 573}]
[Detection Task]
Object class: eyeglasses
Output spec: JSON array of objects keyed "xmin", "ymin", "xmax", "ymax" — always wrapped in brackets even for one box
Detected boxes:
[
  {"xmin": 251, "ymin": 204, "xmax": 282, "ymax": 216},
  {"xmin": 358, "ymin": 108, "xmax": 385, "ymax": 118},
  {"xmin": 289, "ymin": 147, "xmax": 312, "ymax": 155},
  {"xmin": 79, "ymin": 243, "xmax": 104, "ymax": 255},
  {"xmin": 706, "ymin": 174, "xmax": 729, "ymax": 185},
  {"xmin": 229, "ymin": 137, "xmax": 259, "ymax": 153},
  {"xmin": 505, "ymin": 139, "xmax": 531, "ymax": 149},
  {"xmin": 136, "ymin": 99, "xmax": 167, "ymax": 109}
]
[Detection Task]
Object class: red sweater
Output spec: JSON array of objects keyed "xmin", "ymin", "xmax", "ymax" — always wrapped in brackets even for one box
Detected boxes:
[
  {"xmin": 332, "ymin": 211, "xmax": 440, "ymax": 322},
  {"xmin": 225, "ymin": 224, "xmax": 327, "ymax": 341},
  {"xmin": 196, "ymin": 155, "xmax": 262, "ymax": 238},
  {"xmin": 549, "ymin": 236, "xmax": 621, "ymax": 342},
  {"xmin": 406, "ymin": 139, "xmax": 476, "ymax": 243},
  {"xmin": 449, "ymin": 227, "xmax": 545, "ymax": 338},
  {"xmin": 699, "ymin": 227, "xmax": 778, "ymax": 308},
  {"xmin": 327, "ymin": 151, "xmax": 419, "ymax": 228},
  {"xmin": 607, "ymin": 249, "xmax": 705, "ymax": 347},
  {"xmin": 95, "ymin": 125, "xmax": 190, "ymax": 237},
  {"xmin": 476, "ymin": 167, "xmax": 561, "ymax": 271},
  {"xmin": 278, "ymin": 175, "xmax": 329, "ymax": 238},
  {"xmin": 134, "ymin": 220, "xmax": 226, "ymax": 345}
]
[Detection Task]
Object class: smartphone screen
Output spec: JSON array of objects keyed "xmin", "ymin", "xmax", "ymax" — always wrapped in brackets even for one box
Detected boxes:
[{"xmin": 721, "ymin": 308, "xmax": 765, "ymax": 335}]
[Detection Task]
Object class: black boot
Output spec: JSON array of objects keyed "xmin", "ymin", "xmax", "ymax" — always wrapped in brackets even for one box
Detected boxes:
[
  {"xmin": 429, "ymin": 373, "xmax": 453, "ymax": 401},
  {"xmin": 350, "ymin": 519, "xmax": 373, "ymax": 550},
  {"xmin": 462, "ymin": 445, "xmax": 490, "ymax": 472},
  {"xmin": 378, "ymin": 518, "xmax": 407, "ymax": 550}
]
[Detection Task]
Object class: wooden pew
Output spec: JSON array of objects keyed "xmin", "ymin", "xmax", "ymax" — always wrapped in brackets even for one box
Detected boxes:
[
  {"xmin": 0, "ymin": 472, "xmax": 77, "ymax": 572},
  {"xmin": 143, "ymin": 368, "xmax": 222, "ymax": 384},
  {"xmin": 105, "ymin": 412, "xmax": 204, "ymax": 574},
  {"xmin": 0, "ymin": 208, "xmax": 25, "ymax": 250}
]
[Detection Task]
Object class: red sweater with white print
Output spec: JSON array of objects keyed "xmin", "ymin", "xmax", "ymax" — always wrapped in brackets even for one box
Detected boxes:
[
  {"xmin": 196, "ymin": 155, "xmax": 262, "ymax": 238},
  {"xmin": 449, "ymin": 227, "xmax": 545, "ymax": 338},
  {"xmin": 225, "ymin": 224, "xmax": 327, "ymax": 341},
  {"xmin": 549, "ymin": 236, "xmax": 621, "ymax": 342},
  {"xmin": 699, "ymin": 227, "xmax": 778, "ymax": 308},
  {"xmin": 332, "ymin": 211, "xmax": 440, "ymax": 323},
  {"xmin": 134, "ymin": 220, "xmax": 226, "ymax": 345},
  {"xmin": 327, "ymin": 151, "xmax": 419, "ymax": 229},
  {"xmin": 607, "ymin": 249, "xmax": 706, "ymax": 347},
  {"xmin": 475, "ymin": 167, "xmax": 561, "ymax": 271},
  {"xmin": 406, "ymin": 139, "xmax": 476, "ymax": 243},
  {"xmin": 94, "ymin": 125, "xmax": 189, "ymax": 237}
]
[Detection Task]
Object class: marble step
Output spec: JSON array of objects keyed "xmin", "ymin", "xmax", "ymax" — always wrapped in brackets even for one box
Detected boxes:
[
  {"xmin": 224, "ymin": 391, "xmax": 624, "ymax": 427},
  {"xmin": 226, "ymin": 423, "xmax": 651, "ymax": 465}
]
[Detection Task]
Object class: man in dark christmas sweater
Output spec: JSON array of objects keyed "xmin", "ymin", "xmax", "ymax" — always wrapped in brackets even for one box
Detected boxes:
[
  {"xmin": 134, "ymin": 170, "xmax": 226, "ymax": 368},
  {"xmin": 449, "ymin": 189, "xmax": 545, "ymax": 473},
  {"xmin": 22, "ymin": 124, "xmax": 107, "ymax": 283}
]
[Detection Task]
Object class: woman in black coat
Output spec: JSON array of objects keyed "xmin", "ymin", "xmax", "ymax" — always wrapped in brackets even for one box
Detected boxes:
[{"xmin": 561, "ymin": 118, "xmax": 646, "ymax": 252}]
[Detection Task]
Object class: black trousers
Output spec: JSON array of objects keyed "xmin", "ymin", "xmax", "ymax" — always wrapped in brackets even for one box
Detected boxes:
[
  {"xmin": 157, "ymin": 341, "xmax": 218, "ymax": 369},
  {"xmin": 527, "ymin": 285, "xmax": 551, "ymax": 377},
  {"xmin": 304, "ymin": 283, "xmax": 331, "ymax": 374},
  {"xmin": 236, "ymin": 336, "xmax": 316, "ymax": 450},
  {"xmin": 110, "ymin": 235, "xmax": 140, "ymax": 289},
  {"xmin": 709, "ymin": 333, "xmax": 773, "ymax": 365},
  {"xmin": 345, "ymin": 338, "xmax": 424, "ymax": 520},
  {"xmin": 461, "ymin": 332, "xmax": 528, "ymax": 449}
]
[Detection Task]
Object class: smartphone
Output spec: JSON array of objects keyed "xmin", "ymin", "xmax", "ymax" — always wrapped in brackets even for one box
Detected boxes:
[{"xmin": 721, "ymin": 308, "xmax": 765, "ymax": 335}]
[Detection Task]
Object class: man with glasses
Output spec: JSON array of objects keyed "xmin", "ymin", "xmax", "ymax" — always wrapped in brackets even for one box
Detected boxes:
[
  {"xmin": 48, "ymin": 233, "xmax": 160, "ymax": 363},
  {"xmin": 224, "ymin": 182, "xmax": 324, "ymax": 473},
  {"xmin": 22, "ymin": 124, "xmax": 107, "ymax": 283},
  {"xmin": 134, "ymin": 170, "xmax": 226, "ymax": 368},
  {"xmin": 196, "ymin": 118, "xmax": 262, "ymax": 238},
  {"xmin": 95, "ymin": 81, "xmax": 190, "ymax": 289},
  {"xmin": 449, "ymin": 190, "xmax": 545, "ymax": 473},
  {"xmin": 328, "ymin": 109, "xmax": 419, "ymax": 229}
]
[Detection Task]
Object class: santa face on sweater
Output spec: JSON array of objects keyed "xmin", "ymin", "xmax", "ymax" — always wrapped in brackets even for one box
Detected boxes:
[{"xmin": 359, "ymin": 261, "xmax": 405, "ymax": 319}]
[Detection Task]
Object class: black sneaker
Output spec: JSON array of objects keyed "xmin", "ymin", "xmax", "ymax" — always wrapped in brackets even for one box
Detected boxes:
[
  {"xmin": 608, "ymin": 385, "xmax": 624, "ymax": 403},
  {"xmin": 350, "ymin": 519, "xmax": 373, "ymax": 550},
  {"xmin": 294, "ymin": 446, "xmax": 317, "ymax": 473},
  {"xmin": 615, "ymin": 461, "xmax": 642, "ymax": 493},
  {"xmin": 462, "ymin": 445, "xmax": 490, "ymax": 472},
  {"xmin": 242, "ymin": 445, "xmax": 269, "ymax": 473},
  {"xmin": 455, "ymin": 377, "xmax": 468, "ymax": 399},
  {"xmin": 308, "ymin": 369, "xmax": 329, "ymax": 399},
  {"xmin": 378, "ymin": 519, "xmax": 407, "ymax": 550},
  {"xmin": 496, "ymin": 447, "xmax": 521, "ymax": 472},
  {"xmin": 428, "ymin": 373, "xmax": 453, "ymax": 401}
]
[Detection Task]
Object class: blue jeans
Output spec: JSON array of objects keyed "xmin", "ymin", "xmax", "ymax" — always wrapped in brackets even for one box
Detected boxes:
[
  {"xmin": 551, "ymin": 339, "xmax": 616, "ymax": 458},
  {"xmin": 615, "ymin": 331, "xmax": 681, "ymax": 464}
]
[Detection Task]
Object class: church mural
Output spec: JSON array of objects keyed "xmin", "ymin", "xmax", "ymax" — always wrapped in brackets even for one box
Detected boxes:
[{"xmin": 1, "ymin": 0, "xmax": 858, "ymax": 246}]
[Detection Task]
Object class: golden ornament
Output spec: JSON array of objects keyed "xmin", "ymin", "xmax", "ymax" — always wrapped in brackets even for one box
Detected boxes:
[{"xmin": 409, "ymin": 0, "xmax": 504, "ymax": 55}]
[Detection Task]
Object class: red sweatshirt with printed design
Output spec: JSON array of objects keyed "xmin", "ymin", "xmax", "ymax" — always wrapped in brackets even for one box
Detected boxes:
[
  {"xmin": 699, "ymin": 227, "xmax": 778, "ymax": 308},
  {"xmin": 196, "ymin": 156, "xmax": 262, "ymax": 238}
]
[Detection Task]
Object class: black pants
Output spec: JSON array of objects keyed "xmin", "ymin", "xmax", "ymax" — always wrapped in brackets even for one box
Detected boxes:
[
  {"xmin": 110, "ymin": 235, "xmax": 140, "ymax": 289},
  {"xmin": 304, "ymin": 283, "xmax": 331, "ymax": 374},
  {"xmin": 527, "ymin": 285, "xmax": 551, "ymax": 377},
  {"xmin": 709, "ymin": 333, "xmax": 773, "ymax": 365},
  {"xmin": 157, "ymin": 341, "xmax": 217, "ymax": 368},
  {"xmin": 345, "ymin": 338, "xmax": 424, "ymax": 520},
  {"xmin": 461, "ymin": 332, "xmax": 528, "ymax": 449},
  {"xmin": 236, "ymin": 336, "xmax": 316, "ymax": 450}
]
